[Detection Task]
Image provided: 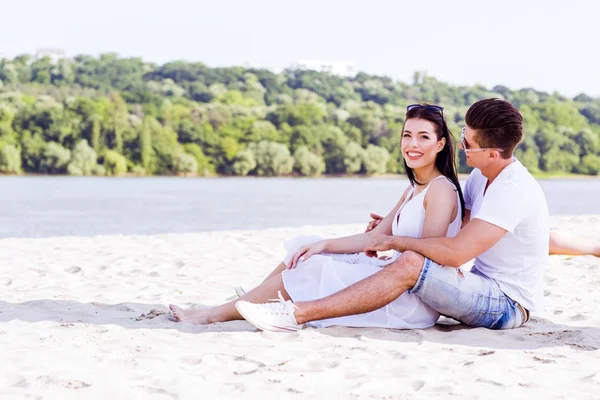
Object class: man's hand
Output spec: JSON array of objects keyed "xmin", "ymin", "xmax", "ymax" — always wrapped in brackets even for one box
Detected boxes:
[
  {"xmin": 365, "ymin": 233, "xmax": 393, "ymax": 254},
  {"xmin": 289, "ymin": 240, "xmax": 327, "ymax": 269}
]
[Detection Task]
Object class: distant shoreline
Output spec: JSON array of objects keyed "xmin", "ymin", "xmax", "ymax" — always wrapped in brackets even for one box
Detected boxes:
[{"xmin": 0, "ymin": 172, "xmax": 599, "ymax": 180}]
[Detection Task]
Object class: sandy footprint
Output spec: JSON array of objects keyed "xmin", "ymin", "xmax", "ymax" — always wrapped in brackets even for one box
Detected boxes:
[{"xmin": 135, "ymin": 309, "xmax": 167, "ymax": 321}]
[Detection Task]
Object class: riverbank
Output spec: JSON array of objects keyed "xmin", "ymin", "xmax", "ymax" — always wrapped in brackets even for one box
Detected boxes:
[{"xmin": 1, "ymin": 171, "xmax": 599, "ymax": 180}]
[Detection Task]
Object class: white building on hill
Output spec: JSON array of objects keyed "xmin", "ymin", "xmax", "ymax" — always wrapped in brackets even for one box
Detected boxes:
[
  {"xmin": 290, "ymin": 60, "xmax": 356, "ymax": 77},
  {"xmin": 35, "ymin": 48, "xmax": 67, "ymax": 63}
]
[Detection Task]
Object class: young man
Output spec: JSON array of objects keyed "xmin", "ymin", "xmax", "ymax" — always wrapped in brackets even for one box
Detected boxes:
[{"xmin": 236, "ymin": 98, "xmax": 549, "ymax": 331}]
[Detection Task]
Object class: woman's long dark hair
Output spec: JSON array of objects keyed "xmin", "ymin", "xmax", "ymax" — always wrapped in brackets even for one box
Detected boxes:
[{"xmin": 402, "ymin": 105, "xmax": 465, "ymax": 217}]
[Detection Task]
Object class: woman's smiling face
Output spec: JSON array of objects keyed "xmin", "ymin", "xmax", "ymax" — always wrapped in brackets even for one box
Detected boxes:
[{"xmin": 401, "ymin": 118, "xmax": 445, "ymax": 170}]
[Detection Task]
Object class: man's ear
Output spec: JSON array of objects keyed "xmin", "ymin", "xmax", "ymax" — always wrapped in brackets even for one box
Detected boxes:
[
  {"xmin": 489, "ymin": 150, "xmax": 501, "ymax": 160},
  {"xmin": 437, "ymin": 137, "xmax": 446, "ymax": 153}
]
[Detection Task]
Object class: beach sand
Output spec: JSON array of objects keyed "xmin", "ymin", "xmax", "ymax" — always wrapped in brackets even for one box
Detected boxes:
[{"xmin": 1, "ymin": 215, "xmax": 599, "ymax": 399}]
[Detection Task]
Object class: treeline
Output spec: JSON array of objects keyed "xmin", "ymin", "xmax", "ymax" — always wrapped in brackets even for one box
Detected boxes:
[{"xmin": 0, "ymin": 53, "xmax": 599, "ymax": 177}]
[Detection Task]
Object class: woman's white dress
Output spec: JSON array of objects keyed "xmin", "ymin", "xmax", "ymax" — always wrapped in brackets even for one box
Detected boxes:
[{"xmin": 281, "ymin": 176, "xmax": 462, "ymax": 329}]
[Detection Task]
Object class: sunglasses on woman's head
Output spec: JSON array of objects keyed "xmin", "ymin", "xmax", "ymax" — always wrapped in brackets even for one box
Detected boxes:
[
  {"xmin": 406, "ymin": 104, "xmax": 444, "ymax": 116},
  {"xmin": 460, "ymin": 127, "xmax": 505, "ymax": 153}
]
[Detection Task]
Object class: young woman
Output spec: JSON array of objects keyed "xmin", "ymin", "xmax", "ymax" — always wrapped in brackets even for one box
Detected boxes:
[{"xmin": 169, "ymin": 104, "xmax": 465, "ymax": 329}]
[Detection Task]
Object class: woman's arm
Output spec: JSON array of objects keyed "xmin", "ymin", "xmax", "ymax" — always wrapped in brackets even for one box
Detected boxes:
[
  {"xmin": 420, "ymin": 179, "xmax": 459, "ymax": 238},
  {"xmin": 549, "ymin": 230, "xmax": 600, "ymax": 257},
  {"xmin": 288, "ymin": 186, "xmax": 412, "ymax": 268},
  {"xmin": 324, "ymin": 185, "xmax": 413, "ymax": 252}
]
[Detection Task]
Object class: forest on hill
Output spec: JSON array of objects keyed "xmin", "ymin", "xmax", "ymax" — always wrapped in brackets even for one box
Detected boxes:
[{"xmin": 0, "ymin": 54, "xmax": 599, "ymax": 177}]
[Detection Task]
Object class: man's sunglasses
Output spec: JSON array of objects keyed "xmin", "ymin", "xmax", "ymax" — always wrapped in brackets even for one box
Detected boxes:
[
  {"xmin": 460, "ymin": 127, "xmax": 505, "ymax": 153},
  {"xmin": 406, "ymin": 104, "xmax": 444, "ymax": 116}
]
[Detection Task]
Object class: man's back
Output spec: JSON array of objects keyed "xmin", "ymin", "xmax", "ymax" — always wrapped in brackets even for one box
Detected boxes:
[{"xmin": 464, "ymin": 160, "xmax": 549, "ymax": 312}]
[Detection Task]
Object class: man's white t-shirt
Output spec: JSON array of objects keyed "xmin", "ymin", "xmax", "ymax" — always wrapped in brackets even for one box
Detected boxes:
[{"xmin": 464, "ymin": 160, "xmax": 549, "ymax": 312}]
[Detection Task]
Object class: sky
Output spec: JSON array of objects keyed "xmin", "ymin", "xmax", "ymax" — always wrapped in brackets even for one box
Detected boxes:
[{"xmin": 1, "ymin": 0, "xmax": 598, "ymax": 97}]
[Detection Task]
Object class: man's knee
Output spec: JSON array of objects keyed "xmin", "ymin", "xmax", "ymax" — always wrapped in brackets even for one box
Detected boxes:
[
  {"xmin": 400, "ymin": 250, "xmax": 425, "ymax": 266},
  {"xmin": 387, "ymin": 250, "xmax": 425, "ymax": 283}
]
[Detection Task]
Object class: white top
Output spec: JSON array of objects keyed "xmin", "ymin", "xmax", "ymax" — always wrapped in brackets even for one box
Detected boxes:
[
  {"xmin": 464, "ymin": 160, "xmax": 549, "ymax": 312},
  {"xmin": 372, "ymin": 175, "xmax": 463, "ymax": 266},
  {"xmin": 393, "ymin": 175, "xmax": 463, "ymax": 239}
]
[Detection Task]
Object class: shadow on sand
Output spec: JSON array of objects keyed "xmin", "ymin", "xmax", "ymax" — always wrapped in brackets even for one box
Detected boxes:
[{"xmin": 1, "ymin": 299, "xmax": 598, "ymax": 351}]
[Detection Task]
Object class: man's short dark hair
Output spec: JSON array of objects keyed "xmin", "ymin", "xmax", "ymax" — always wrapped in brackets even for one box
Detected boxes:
[{"xmin": 465, "ymin": 98, "xmax": 523, "ymax": 159}]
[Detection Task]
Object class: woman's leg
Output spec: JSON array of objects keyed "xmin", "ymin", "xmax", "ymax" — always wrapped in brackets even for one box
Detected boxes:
[
  {"xmin": 170, "ymin": 273, "xmax": 291, "ymax": 325},
  {"xmin": 549, "ymin": 230, "xmax": 600, "ymax": 257},
  {"xmin": 235, "ymin": 262, "xmax": 287, "ymax": 296},
  {"xmin": 261, "ymin": 261, "xmax": 287, "ymax": 283}
]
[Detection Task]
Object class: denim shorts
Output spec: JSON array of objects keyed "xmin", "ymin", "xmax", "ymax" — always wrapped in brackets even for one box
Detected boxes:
[{"xmin": 408, "ymin": 258, "xmax": 529, "ymax": 330}]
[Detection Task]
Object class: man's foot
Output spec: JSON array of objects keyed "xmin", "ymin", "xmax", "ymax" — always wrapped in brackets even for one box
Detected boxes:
[
  {"xmin": 234, "ymin": 286, "xmax": 247, "ymax": 298},
  {"xmin": 235, "ymin": 291, "xmax": 303, "ymax": 333},
  {"xmin": 169, "ymin": 304, "xmax": 214, "ymax": 325}
]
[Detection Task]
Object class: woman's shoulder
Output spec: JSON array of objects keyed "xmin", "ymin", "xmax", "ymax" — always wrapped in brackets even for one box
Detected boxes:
[
  {"xmin": 430, "ymin": 176, "xmax": 457, "ymax": 190},
  {"xmin": 425, "ymin": 177, "xmax": 459, "ymax": 200}
]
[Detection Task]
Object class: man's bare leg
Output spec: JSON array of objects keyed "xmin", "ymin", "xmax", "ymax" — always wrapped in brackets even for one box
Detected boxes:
[
  {"xmin": 170, "ymin": 274, "xmax": 290, "ymax": 325},
  {"xmin": 549, "ymin": 230, "xmax": 600, "ymax": 257},
  {"xmin": 293, "ymin": 251, "xmax": 424, "ymax": 324}
]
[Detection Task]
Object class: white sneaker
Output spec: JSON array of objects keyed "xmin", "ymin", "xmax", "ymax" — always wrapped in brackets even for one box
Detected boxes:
[
  {"xmin": 235, "ymin": 291, "xmax": 303, "ymax": 332},
  {"xmin": 234, "ymin": 286, "xmax": 247, "ymax": 298}
]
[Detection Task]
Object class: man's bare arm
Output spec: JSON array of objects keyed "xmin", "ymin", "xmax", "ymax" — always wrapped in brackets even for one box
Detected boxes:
[
  {"xmin": 461, "ymin": 209, "xmax": 471, "ymax": 229},
  {"xmin": 382, "ymin": 218, "xmax": 507, "ymax": 267}
]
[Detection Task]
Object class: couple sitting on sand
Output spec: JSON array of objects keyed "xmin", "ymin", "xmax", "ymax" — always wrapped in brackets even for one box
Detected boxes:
[{"xmin": 170, "ymin": 98, "xmax": 598, "ymax": 332}]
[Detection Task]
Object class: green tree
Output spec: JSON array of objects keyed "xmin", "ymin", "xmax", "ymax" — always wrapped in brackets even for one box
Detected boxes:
[
  {"xmin": 67, "ymin": 139, "xmax": 97, "ymax": 176},
  {"xmin": 140, "ymin": 116, "xmax": 157, "ymax": 172},
  {"xmin": 219, "ymin": 136, "xmax": 240, "ymax": 161},
  {"xmin": 515, "ymin": 146, "xmax": 540, "ymax": 174},
  {"xmin": 266, "ymin": 104, "xmax": 325, "ymax": 127},
  {"xmin": 289, "ymin": 125, "xmax": 321, "ymax": 153},
  {"xmin": 105, "ymin": 92, "xmax": 129, "ymax": 153},
  {"xmin": 363, "ymin": 145, "xmax": 390, "ymax": 175},
  {"xmin": 343, "ymin": 141, "xmax": 366, "ymax": 174},
  {"xmin": 40, "ymin": 142, "xmax": 71, "ymax": 173},
  {"xmin": 248, "ymin": 141, "xmax": 294, "ymax": 176},
  {"xmin": 102, "ymin": 149, "xmax": 127, "ymax": 176},
  {"xmin": 20, "ymin": 131, "xmax": 46, "ymax": 172},
  {"xmin": 244, "ymin": 120, "xmax": 280, "ymax": 143},
  {"xmin": 172, "ymin": 151, "xmax": 198, "ymax": 175},
  {"xmin": 321, "ymin": 126, "xmax": 348, "ymax": 174},
  {"xmin": 232, "ymin": 149, "xmax": 257, "ymax": 176},
  {"xmin": 574, "ymin": 129, "xmax": 600, "ymax": 156},
  {"xmin": 541, "ymin": 147, "xmax": 579, "ymax": 173},
  {"xmin": 183, "ymin": 143, "xmax": 214, "ymax": 175},
  {"xmin": 579, "ymin": 154, "xmax": 600, "ymax": 175},
  {"xmin": 91, "ymin": 115, "xmax": 102, "ymax": 153},
  {"xmin": 30, "ymin": 58, "xmax": 53, "ymax": 84},
  {"xmin": 0, "ymin": 144, "xmax": 22, "ymax": 173},
  {"xmin": 0, "ymin": 60, "xmax": 18, "ymax": 84},
  {"xmin": 293, "ymin": 146, "xmax": 325, "ymax": 176}
]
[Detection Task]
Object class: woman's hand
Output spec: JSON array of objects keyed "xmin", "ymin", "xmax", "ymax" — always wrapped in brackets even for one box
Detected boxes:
[
  {"xmin": 364, "ymin": 212, "xmax": 384, "ymax": 233},
  {"xmin": 364, "ymin": 213, "xmax": 384, "ymax": 258},
  {"xmin": 289, "ymin": 240, "xmax": 328, "ymax": 269}
]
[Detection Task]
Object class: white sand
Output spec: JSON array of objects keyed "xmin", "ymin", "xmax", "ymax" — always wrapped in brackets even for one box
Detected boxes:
[{"xmin": 1, "ymin": 215, "xmax": 599, "ymax": 399}]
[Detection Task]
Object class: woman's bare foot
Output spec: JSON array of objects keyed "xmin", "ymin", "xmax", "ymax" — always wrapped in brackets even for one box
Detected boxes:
[{"xmin": 169, "ymin": 304, "xmax": 215, "ymax": 325}]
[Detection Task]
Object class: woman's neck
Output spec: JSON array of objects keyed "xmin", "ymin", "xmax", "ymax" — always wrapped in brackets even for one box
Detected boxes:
[{"xmin": 413, "ymin": 165, "xmax": 442, "ymax": 186}]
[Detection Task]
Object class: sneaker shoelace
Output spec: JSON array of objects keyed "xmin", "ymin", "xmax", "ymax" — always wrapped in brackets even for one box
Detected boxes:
[{"xmin": 262, "ymin": 291, "xmax": 298, "ymax": 316}]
